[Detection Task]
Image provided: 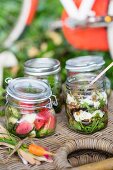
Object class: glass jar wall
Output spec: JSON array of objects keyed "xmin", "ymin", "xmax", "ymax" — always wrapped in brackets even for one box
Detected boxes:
[
  {"xmin": 65, "ymin": 56, "xmax": 111, "ymax": 97},
  {"xmin": 5, "ymin": 78, "xmax": 56, "ymax": 138},
  {"xmin": 65, "ymin": 73, "xmax": 108, "ymax": 134},
  {"xmin": 24, "ymin": 58, "xmax": 62, "ymax": 113}
]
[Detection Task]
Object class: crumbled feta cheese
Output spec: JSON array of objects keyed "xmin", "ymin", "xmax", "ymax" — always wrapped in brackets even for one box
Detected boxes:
[
  {"xmin": 80, "ymin": 98, "xmax": 100, "ymax": 108},
  {"xmin": 92, "ymin": 110, "xmax": 104, "ymax": 118},
  {"xmin": 94, "ymin": 101, "xmax": 100, "ymax": 109},
  {"xmin": 74, "ymin": 110, "xmax": 92, "ymax": 122},
  {"xmin": 80, "ymin": 98, "xmax": 94, "ymax": 106},
  {"xmin": 97, "ymin": 91, "xmax": 107, "ymax": 104},
  {"xmin": 67, "ymin": 93, "xmax": 77, "ymax": 104},
  {"xmin": 80, "ymin": 91, "xmax": 107, "ymax": 108},
  {"xmin": 73, "ymin": 110, "xmax": 104, "ymax": 122},
  {"xmin": 18, "ymin": 114, "xmax": 36, "ymax": 124}
]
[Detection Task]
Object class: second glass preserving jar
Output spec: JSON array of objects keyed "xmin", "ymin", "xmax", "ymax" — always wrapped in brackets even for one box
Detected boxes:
[
  {"xmin": 5, "ymin": 78, "xmax": 56, "ymax": 138},
  {"xmin": 24, "ymin": 58, "xmax": 62, "ymax": 113},
  {"xmin": 65, "ymin": 73, "xmax": 108, "ymax": 134},
  {"xmin": 65, "ymin": 56, "xmax": 111, "ymax": 97}
]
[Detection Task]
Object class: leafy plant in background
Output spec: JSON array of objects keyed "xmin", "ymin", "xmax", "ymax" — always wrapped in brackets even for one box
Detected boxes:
[
  {"xmin": 0, "ymin": 0, "xmax": 21, "ymax": 46},
  {"xmin": 0, "ymin": 0, "xmax": 113, "ymax": 115}
]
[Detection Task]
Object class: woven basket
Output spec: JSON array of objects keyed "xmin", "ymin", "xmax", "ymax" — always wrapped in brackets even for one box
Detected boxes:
[
  {"xmin": 54, "ymin": 138, "xmax": 113, "ymax": 170},
  {"xmin": 0, "ymin": 93, "xmax": 113, "ymax": 169}
]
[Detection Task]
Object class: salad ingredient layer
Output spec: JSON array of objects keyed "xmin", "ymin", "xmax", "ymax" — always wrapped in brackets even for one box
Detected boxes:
[
  {"xmin": 66, "ymin": 91, "xmax": 108, "ymax": 134},
  {"xmin": 6, "ymin": 105, "xmax": 56, "ymax": 138}
]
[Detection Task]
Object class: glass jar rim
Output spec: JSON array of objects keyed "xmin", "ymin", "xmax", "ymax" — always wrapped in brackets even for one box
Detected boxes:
[
  {"xmin": 66, "ymin": 73, "xmax": 104, "ymax": 91},
  {"xmin": 24, "ymin": 58, "xmax": 61, "ymax": 76},
  {"xmin": 6, "ymin": 77, "xmax": 52, "ymax": 103},
  {"xmin": 65, "ymin": 56, "xmax": 105, "ymax": 72}
]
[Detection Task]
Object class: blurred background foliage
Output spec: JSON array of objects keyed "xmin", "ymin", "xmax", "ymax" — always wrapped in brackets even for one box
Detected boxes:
[{"xmin": 0, "ymin": 0, "xmax": 113, "ymax": 112}]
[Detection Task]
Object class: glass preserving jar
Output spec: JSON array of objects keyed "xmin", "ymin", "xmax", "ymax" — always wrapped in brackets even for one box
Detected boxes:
[
  {"xmin": 65, "ymin": 73, "xmax": 108, "ymax": 134},
  {"xmin": 5, "ymin": 77, "xmax": 57, "ymax": 138},
  {"xmin": 24, "ymin": 58, "xmax": 62, "ymax": 113},
  {"xmin": 65, "ymin": 56, "xmax": 111, "ymax": 97}
]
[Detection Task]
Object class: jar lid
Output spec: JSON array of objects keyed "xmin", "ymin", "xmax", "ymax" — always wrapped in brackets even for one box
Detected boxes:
[
  {"xmin": 7, "ymin": 77, "xmax": 52, "ymax": 103},
  {"xmin": 66, "ymin": 56, "xmax": 105, "ymax": 72},
  {"xmin": 24, "ymin": 58, "xmax": 61, "ymax": 76},
  {"xmin": 66, "ymin": 73, "xmax": 104, "ymax": 91}
]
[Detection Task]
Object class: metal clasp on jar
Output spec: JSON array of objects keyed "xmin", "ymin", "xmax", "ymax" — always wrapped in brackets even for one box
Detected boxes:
[
  {"xmin": 46, "ymin": 95, "xmax": 58, "ymax": 109},
  {"xmin": 51, "ymin": 95, "xmax": 58, "ymax": 106},
  {"xmin": 45, "ymin": 98, "xmax": 52, "ymax": 109}
]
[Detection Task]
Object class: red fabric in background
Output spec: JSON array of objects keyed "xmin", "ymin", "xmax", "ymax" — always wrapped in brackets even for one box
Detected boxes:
[
  {"xmin": 62, "ymin": 0, "xmax": 109, "ymax": 51},
  {"xmin": 27, "ymin": 0, "xmax": 38, "ymax": 25}
]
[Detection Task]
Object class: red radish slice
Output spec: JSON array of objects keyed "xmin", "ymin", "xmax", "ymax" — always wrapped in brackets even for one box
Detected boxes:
[
  {"xmin": 44, "ymin": 115, "xmax": 56, "ymax": 130},
  {"xmin": 34, "ymin": 119, "xmax": 45, "ymax": 130},
  {"xmin": 36, "ymin": 108, "xmax": 51, "ymax": 121},
  {"xmin": 16, "ymin": 121, "xmax": 33, "ymax": 135}
]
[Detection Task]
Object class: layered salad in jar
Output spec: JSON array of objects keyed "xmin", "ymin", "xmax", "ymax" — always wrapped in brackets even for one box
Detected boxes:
[
  {"xmin": 66, "ymin": 75, "xmax": 108, "ymax": 134},
  {"xmin": 5, "ymin": 78, "xmax": 56, "ymax": 138},
  {"xmin": 6, "ymin": 102, "xmax": 56, "ymax": 138}
]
